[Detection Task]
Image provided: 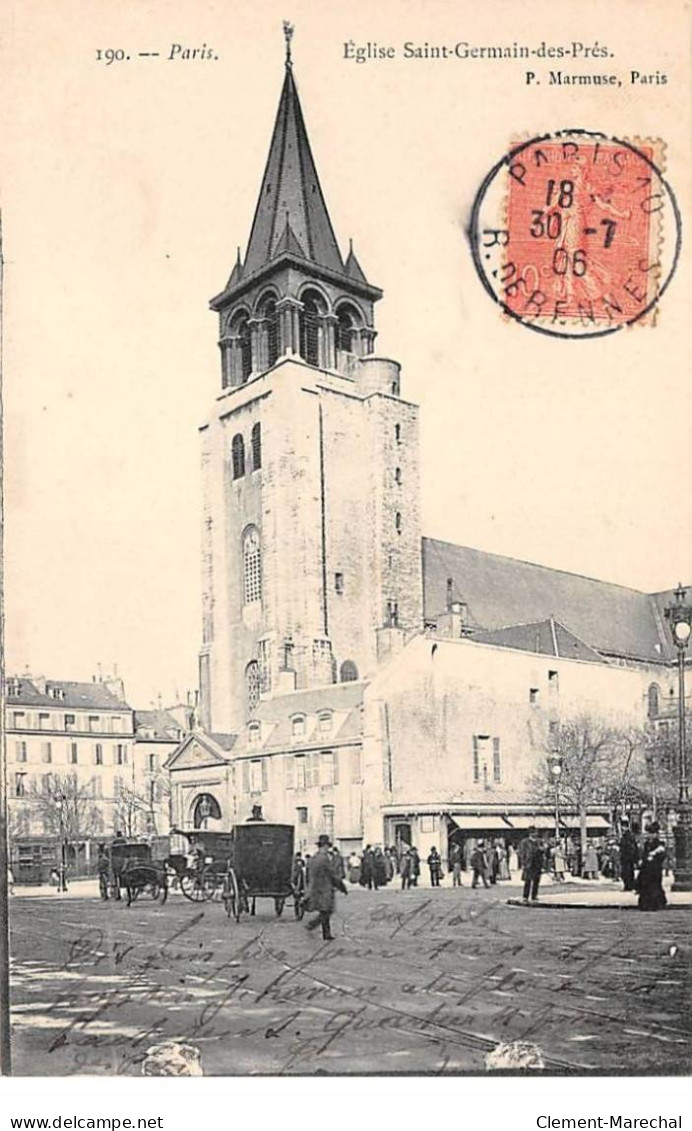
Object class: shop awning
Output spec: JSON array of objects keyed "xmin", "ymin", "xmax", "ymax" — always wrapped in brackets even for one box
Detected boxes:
[
  {"xmin": 448, "ymin": 814, "xmax": 513, "ymax": 831},
  {"xmin": 560, "ymin": 815, "xmax": 610, "ymax": 830},
  {"xmin": 505, "ymin": 815, "xmax": 556, "ymax": 830}
]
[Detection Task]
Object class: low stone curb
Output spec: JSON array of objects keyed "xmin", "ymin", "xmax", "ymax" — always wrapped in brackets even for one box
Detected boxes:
[{"xmin": 506, "ymin": 898, "xmax": 692, "ymax": 911}]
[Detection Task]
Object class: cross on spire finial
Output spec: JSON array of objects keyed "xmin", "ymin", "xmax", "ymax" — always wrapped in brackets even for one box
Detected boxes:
[{"xmin": 283, "ymin": 20, "xmax": 294, "ymax": 67}]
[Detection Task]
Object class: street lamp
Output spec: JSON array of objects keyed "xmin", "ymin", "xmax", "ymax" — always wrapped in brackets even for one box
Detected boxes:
[
  {"xmin": 57, "ymin": 793, "xmax": 68, "ymax": 893},
  {"xmin": 664, "ymin": 582, "xmax": 692, "ymax": 892},
  {"xmin": 549, "ymin": 750, "xmax": 563, "ymax": 843}
]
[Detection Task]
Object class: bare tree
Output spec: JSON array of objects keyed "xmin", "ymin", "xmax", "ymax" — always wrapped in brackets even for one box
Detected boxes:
[
  {"xmin": 28, "ymin": 773, "xmax": 101, "ymax": 848},
  {"xmin": 113, "ymin": 769, "xmax": 171, "ymax": 837},
  {"xmin": 530, "ymin": 715, "xmax": 640, "ymax": 861}
]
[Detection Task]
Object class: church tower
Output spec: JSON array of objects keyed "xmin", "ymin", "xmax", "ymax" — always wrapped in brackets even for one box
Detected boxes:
[{"xmin": 198, "ymin": 29, "xmax": 423, "ymax": 734}]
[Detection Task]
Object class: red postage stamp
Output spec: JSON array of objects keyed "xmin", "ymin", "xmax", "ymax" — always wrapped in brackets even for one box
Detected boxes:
[{"xmin": 470, "ymin": 130, "xmax": 681, "ymax": 339}]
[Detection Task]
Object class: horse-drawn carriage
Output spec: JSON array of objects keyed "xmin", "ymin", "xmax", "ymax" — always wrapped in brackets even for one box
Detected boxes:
[
  {"xmin": 169, "ymin": 824, "xmax": 304, "ymax": 920},
  {"xmin": 167, "ymin": 829, "xmax": 235, "ymax": 902},
  {"xmin": 98, "ymin": 839, "xmax": 168, "ymax": 906}
]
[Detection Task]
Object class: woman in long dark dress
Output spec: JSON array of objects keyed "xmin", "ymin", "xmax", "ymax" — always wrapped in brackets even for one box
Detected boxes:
[{"xmin": 636, "ymin": 823, "xmax": 667, "ymax": 911}]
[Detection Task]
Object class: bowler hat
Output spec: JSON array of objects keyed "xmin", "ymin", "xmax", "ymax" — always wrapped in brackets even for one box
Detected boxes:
[{"xmin": 316, "ymin": 834, "xmax": 332, "ymax": 848}]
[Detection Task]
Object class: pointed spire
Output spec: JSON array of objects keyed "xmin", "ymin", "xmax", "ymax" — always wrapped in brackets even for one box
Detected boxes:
[
  {"xmin": 241, "ymin": 40, "xmax": 344, "ymax": 279},
  {"xmin": 226, "ymin": 246, "xmax": 244, "ymax": 288},
  {"xmin": 345, "ymin": 240, "xmax": 368, "ymax": 284}
]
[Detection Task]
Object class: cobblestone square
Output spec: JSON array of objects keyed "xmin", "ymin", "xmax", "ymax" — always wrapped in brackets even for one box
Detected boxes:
[{"xmin": 9, "ymin": 881, "xmax": 691, "ymax": 1076}]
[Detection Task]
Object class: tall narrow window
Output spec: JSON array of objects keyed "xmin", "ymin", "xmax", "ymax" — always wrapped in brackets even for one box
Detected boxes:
[
  {"xmin": 15, "ymin": 741, "xmax": 27, "ymax": 763},
  {"xmin": 245, "ymin": 661, "xmax": 261, "ymax": 715},
  {"xmin": 70, "ymin": 743, "xmax": 78, "ymax": 765},
  {"xmin": 386, "ymin": 600, "xmax": 399, "ymax": 627},
  {"xmin": 15, "ymin": 773, "xmax": 26, "ymax": 797},
  {"xmin": 299, "ymin": 291, "xmax": 323, "ymax": 366},
  {"xmin": 394, "ymin": 467, "xmax": 402, "ymax": 485},
  {"xmin": 232, "ymin": 434, "xmax": 245, "ymax": 480},
  {"xmin": 492, "ymin": 737, "xmax": 501, "ymax": 783},
  {"xmin": 395, "ymin": 512, "xmax": 402, "ymax": 535},
  {"xmin": 647, "ymin": 683, "xmax": 660, "ymax": 719},
  {"xmin": 251, "ymin": 422, "xmax": 262, "ymax": 471},
  {"xmin": 336, "ymin": 307, "xmax": 356, "ymax": 352},
  {"xmin": 243, "ymin": 526, "xmax": 262, "ymax": 604},
  {"xmin": 472, "ymin": 736, "xmax": 480, "ymax": 783},
  {"xmin": 321, "ymin": 805, "xmax": 335, "ymax": 838},
  {"xmin": 41, "ymin": 742, "xmax": 52, "ymax": 764},
  {"xmin": 258, "ymin": 297, "xmax": 279, "ymax": 367}
]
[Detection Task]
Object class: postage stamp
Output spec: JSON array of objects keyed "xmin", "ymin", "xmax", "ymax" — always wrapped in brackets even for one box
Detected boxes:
[{"xmin": 469, "ymin": 130, "xmax": 682, "ymax": 339}]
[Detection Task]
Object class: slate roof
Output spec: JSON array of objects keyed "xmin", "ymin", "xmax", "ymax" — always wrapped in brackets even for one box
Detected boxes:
[
  {"xmin": 5, "ymin": 677, "xmax": 132, "ymax": 711},
  {"xmin": 423, "ymin": 538, "xmax": 679, "ymax": 663},
  {"xmin": 473, "ymin": 618, "xmax": 607, "ymax": 664},
  {"xmin": 240, "ymin": 64, "xmax": 345, "ymax": 280},
  {"xmin": 252, "ymin": 681, "xmax": 365, "ymax": 750},
  {"xmin": 134, "ymin": 709, "xmax": 184, "ymax": 742}
]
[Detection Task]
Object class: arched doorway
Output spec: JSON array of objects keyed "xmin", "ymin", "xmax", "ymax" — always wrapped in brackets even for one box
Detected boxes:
[{"xmin": 192, "ymin": 793, "xmax": 221, "ymax": 830}]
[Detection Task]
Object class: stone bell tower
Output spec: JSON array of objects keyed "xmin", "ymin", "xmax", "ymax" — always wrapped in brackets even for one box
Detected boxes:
[{"xmin": 198, "ymin": 28, "xmax": 423, "ymax": 735}]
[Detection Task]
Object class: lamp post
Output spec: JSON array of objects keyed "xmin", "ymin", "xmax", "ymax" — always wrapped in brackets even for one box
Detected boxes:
[
  {"xmin": 664, "ymin": 582, "xmax": 692, "ymax": 892},
  {"xmin": 549, "ymin": 751, "xmax": 563, "ymax": 843},
  {"xmin": 57, "ymin": 792, "xmax": 68, "ymax": 893}
]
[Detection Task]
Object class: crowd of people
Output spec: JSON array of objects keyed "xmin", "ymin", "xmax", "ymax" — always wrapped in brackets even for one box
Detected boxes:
[{"xmin": 293, "ymin": 816, "xmax": 669, "ymax": 926}]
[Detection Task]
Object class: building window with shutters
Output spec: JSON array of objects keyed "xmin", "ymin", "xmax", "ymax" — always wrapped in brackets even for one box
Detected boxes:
[
  {"xmin": 88, "ymin": 715, "xmax": 99, "ymax": 733},
  {"xmin": 94, "ymin": 743, "xmax": 103, "ymax": 766},
  {"xmin": 15, "ymin": 741, "xmax": 27, "ymax": 763},
  {"xmin": 647, "ymin": 683, "xmax": 660, "ymax": 719},
  {"xmin": 472, "ymin": 736, "xmax": 480, "ymax": 783},
  {"xmin": 39, "ymin": 712, "xmax": 50, "ymax": 730},
  {"xmin": 294, "ymin": 755, "xmax": 306, "ymax": 790},
  {"xmin": 115, "ymin": 744, "xmax": 126, "ymax": 765},
  {"xmin": 15, "ymin": 772, "xmax": 26, "ymax": 797},
  {"xmin": 247, "ymin": 758, "xmax": 268, "ymax": 793},
  {"xmin": 297, "ymin": 806, "xmax": 308, "ymax": 824},
  {"xmin": 321, "ymin": 751, "xmax": 338, "ymax": 787},
  {"xmin": 493, "ymin": 737, "xmax": 501, "ymax": 783},
  {"xmin": 232, "ymin": 433, "xmax": 245, "ymax": 480},
  {"xmin": 243, "ymin": 526, "xmax": 262, "ymax": 604},
  {"xmin": 321, "ymin": 805, "xmax": 335, "ymax": 837},
  {"xmin": 12, "ymin": 712, "xmax": 26, "ymax": 729},
  {"xmin": 318, "ymin": 712, "xmax": 332, "ymax": 735},
  {"xmin": 70, "ymin": 743, "xmax": 78, "ymax": 765},
  {"xmin": 251, "ymin": 422, "xmax": 262, "ymax": 471},
  {"xmin": 41, "ymin": 742, "xmax": 52, "ymax": 764},
  {"xmin": 65, "ymin": 714, "xmax": 76, "ymax": 732}
]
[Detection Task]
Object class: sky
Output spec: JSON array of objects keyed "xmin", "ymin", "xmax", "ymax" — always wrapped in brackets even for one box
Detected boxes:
[{"xmin": 2, "ymin": 0, "xmax": 691, "ymax": 708}]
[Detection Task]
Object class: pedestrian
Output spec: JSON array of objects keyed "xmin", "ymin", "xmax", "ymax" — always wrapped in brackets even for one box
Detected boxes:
[
  {"xmin": 330, "ymin": 846, "xmax": 346, "ymax": 881},
  {"xmin": 360, "ymin": 845, "xmax": 375, "ymax": 889},
  {"xmin": 427, "ymin": 846, "xmax": 442, "ymax": 887},
  {"xmin": 400, "ymin": 849, "xmax": 412, "ymax": 890},
  {"xmin": 247, "ymin": 804, "xmax": 265, "ymax": 822},
  {"xmin": 305, "ymin": 834, "xmax": 348, "ymax": 941},
  {"xmin": 97, "ymin": 844, "xmax": 110, "ymax": 901},
  {"xmin": 449, "ymin": 841, "xmax": 463, "ymax": 887},
  {"xmin": 636, "ymin": 822, "xmax": 667, "ymax": 912},
  {"xmin": 347, "ymin": 850, "xmax": 361, "ymax": 884},
  {"xmin": 583, "ymin": 841, "xmax": 599, "ymax": 879},
  {"xmin": 519, "ymin": 827, "xmax": 544, "ymax": 903},
  {"xmin": 619, "ymin": 820, "xmax": 639, "ymax": 892},
  {"xmin": 470, "ymin": 841, "xmax": 489, "ymax": 889},
  {"xmin": 508, "ymin": 843, "xmax": 519, "ymax": 876},
  {"xmin": 498, "ymin": 840, "xmax": 511, "ymax": 881},
  {"xmin": 488, "ymin": 841, "xmax": 501, "ymax": 884},
  {"xmin": 373, "ymin": 847, "xmax": 387, "ymax": 888},
  {"xmin": 291, "ymin": 852, "xmax": 305, "ymax": 890},
  {"xmin": 409, "ymin": 846, "xmax": 421, "ymax": 886},
  {"xmin": 552, "ymin": 839, "xmax": 566, "ymax": 882},
  {"xmin": 389, "ymin": 843, "xmax": 400, "ymax": 874},
  {"xmin": 383, "ymin": 847, "xmax": 395, "ymax": 883}
]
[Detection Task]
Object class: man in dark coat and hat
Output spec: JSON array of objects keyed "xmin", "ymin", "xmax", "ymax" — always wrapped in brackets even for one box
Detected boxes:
[
  {"xmin": 305, "ymin": 835, "xmax": 348, "ymax": 940},
  {"xmin": 520, "ymin": 828, "xmax": 545, "ymax": 903},
  {"xmin": 619, "ymin": 819, "xmax": 639, "ymax": 892}
]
